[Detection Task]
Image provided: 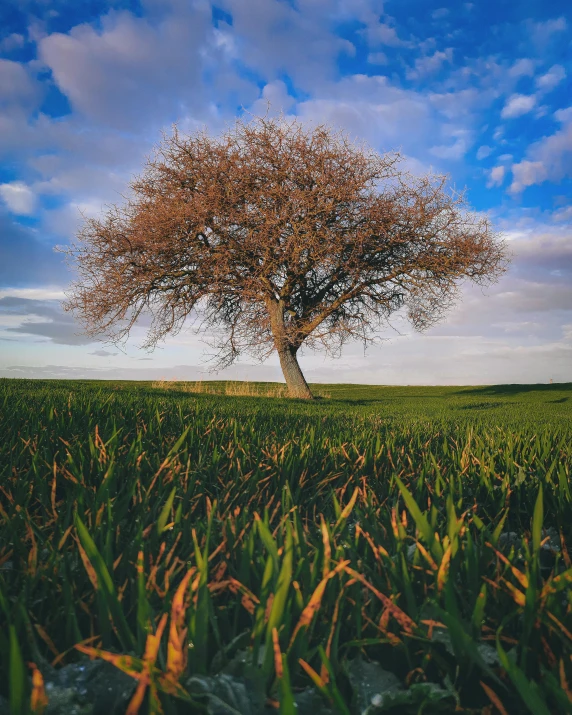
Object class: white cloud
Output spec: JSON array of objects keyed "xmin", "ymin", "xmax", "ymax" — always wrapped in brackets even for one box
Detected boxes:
[
  {"xmin": 503, "ymin": 221, "xmax": 572, "ymax": 284},
  {"xmin": 501, "ymin": 93, "xmax": 536, "ymax": 119},
  {"xmin": 248, "ymin": 80, "xmax": 296, "ymax": 119},
  {"xmin": 529, "ymin": 16, "xmax": 567, "ymax": 47},
  {"xmin": 415, "ymin": 220, "xmax": 572, "ymax": 376},
  {"xmin": 493, "ymin": 321, "xmax": 542, "ymax": 334},
  {"xmin": 212, "ymin": 27, "xmax": 237, "ymax": 58},
  {"xmin": 0, "ymin": 33, "xmax": 25, "ymax": 53},
  {"xmin": 0, "ymin": 59, "xmax": 41, "ymax": 109},
  {"xmin": 294, "ymin": 75, "xmax": 433, "ymax": 150},
  {"xmin": 429, "ymin": 87, "xmax": 496, "ymax": 121},
  {"xmin": 555, "ymin": 107, "xmax": 572, "ymax": 124},
  {"xmin": 553, "ymin": 206, "xmax": 572, "ymax": 223},
  {"xmin": 536, "ymin": 64, "xmax": 566, "ymax": 92},
  {"xmin": 406, "ymin": 49, "xmax": 453, "ymax": 80},
  {"xmin": 430, "ymin": 139, "xmax": 467, "ymax": 160},
  {"xmin": 0, "ymin": 181, "xmax": 37, "ymax": 215},
  {"xmin": 430, "ymin": 127, "xmax": 472, "ymax": 160},
  {"xmin": 509, "ymin": 113, "xmax": 572, "ymax": 192},
  {"xmin": 90, "ymin": 349, "xmax": 118, "ymax": 357},
  {"xmin": 508, "ymin": 58, "xmax": 535, "ymax": 78},
  {"xmin": 476, "ymin": 145, "xmax": 492, "ymax": 160},
  {"xmin": 214, "ymin": 0, "xmax": 359, "ymax": 92},
  {"xmin": 249, "ymin": 71, "xmax": 479, "ymax": 169},
  {"xmin": 509, "ymin": 161, "xmax": 548, "ymax": 193},
  {"xmin": 38, "ymin": 5, "xmax": 212, "ymax": 129},
  {"xmin": 487, "ymin": 165, "xmax": 505, "ymax": 187},
  {"xmin": 42, "ymin": 199, "xmax": 108, "ymax": 240},
  {"xmin": 361, "ymin": 21, "xmax": 405, "ymax": 47},
  {"xmin": 0, "ymin": 287, "xmax": 66, "ymax": 301},
  {"xmin": 367, "ymin": 51, "xmax": 388, "ymax": 65}
]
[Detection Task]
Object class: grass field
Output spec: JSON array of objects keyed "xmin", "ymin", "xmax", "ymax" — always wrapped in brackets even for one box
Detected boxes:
[{"xmin": 1, "ymin": 378, "xmax": 571, "ymax": 714}]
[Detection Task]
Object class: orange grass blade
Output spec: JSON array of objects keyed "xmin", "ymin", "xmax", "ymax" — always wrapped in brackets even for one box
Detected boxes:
[
  {"xmin": 541, "ymin": 567, "xmax": 572, "ymax": 600},
  {"xmin": 547, "ymin": 612, "xmax": 572, "ymax": 643},
  {"xmin": 501, "ymin": 579, "xmax": 526, "ymax": 608},
  {"xmin": 437, "ymin": 545, "xmax": 452, "ymax": 593},
  {"xmin": 74, "ymin": 644, "xmax": 144, "ymax": 677},
  {"xmin": 414, "ymin": 540, "xmax": 438, "ymax": 571},
  {"xmin": 76, "ymin": 540, "xmax": 99, "ymax": 591},
  {"xmin": 57, "ymin": 525, "xmax": 73, "ymax": 550},
  {"xmin": 272, "ymin": 627, "xmax": 283, "ymax": 679},
  {"xmin": 34, "ymin": 624, "xmax": 59, "ymax": 658},
  {"xmin": 166, "ymin": 568, "xmax": 195, "ymax": 681},
  {"xmin": 53, "ymin": 635, "xmax": 100, "ymax": 667},
  {"xmin": 29, "ymin": 664, "xmax": 48, "ymax": 714},
  {"xmin": 559, "ymin": 659, "xmax": 572, "ymax": 702},
  {"xmin": 25, "ymin": 521, "xmax": 38, "ymax": 578},
  {"xmin": 51, "ymin": 462, "xmax": 58, "ymax": 521},
  {"xmin": 144, "ymin": 613, "xmax": 168, "ymax": 665},
  {"xmin": 207, "ymin": 577, "xmax": 259, "ymax": 614},
  {"xmin": 486, "ymin": 542, "xmax": 529, "ymax": 590},
  {"xmin": 126, "ymin": 613, "xmax": 169, "ymax": 714},
  {"xmin": 342, "ymin": 565, "xmax": 416, "ymax": 633},
  {"xmin": 480, "ymin": 680, "xmax": 509, "ymax": 715},
  {"xmin": 320, "ymin": 516, "xmax": 331, "ymax": 579},
  {"xmin": 289, "ymin": 560, "xmax": 350, "ymax": 647},
  {"xmin": 335, "ymin": 487, "xmax": 359, "ymax": 529},
  {"xmin": 126, "ymin": 678, "xmax": 149, "ymax": 715},
  {"xmin": 299, "ymin": 658, "xmax": 326, "ymax": 690}
]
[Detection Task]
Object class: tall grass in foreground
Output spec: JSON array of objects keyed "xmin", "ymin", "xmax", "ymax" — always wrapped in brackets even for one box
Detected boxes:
[{"xmin": 0, "ymin": 379, "xmax": 571, "ymax": 713}]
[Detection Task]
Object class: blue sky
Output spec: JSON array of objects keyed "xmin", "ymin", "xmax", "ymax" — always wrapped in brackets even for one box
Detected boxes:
[{"xmin": 0, "ymin": 0, "xmax": 571, "ymax": 384}]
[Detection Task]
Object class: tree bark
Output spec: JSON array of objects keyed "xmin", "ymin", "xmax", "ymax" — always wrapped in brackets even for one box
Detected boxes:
[
  {"xmin": 266, "ymin": 298, "xmax": 313, "ymax": 399},
  {"xmin": 277, "ymin": 344, "xmax": 313, "ymax": 399}
]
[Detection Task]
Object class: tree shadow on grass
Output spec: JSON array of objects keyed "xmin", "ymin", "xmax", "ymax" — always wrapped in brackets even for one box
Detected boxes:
[
  {"xmin": 457, "ymin": 383, "xmax": 572, "ymax": 397},
  {"xmin": 459, "ymin": 401, "xmax": 504, "ymax": 410},
  {"xmin": 136, "ymin": 381, "xmax": 572, "ymax": 407}
]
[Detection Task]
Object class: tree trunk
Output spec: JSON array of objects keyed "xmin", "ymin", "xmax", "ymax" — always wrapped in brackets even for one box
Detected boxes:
[
  {"xmin": 266, "ymin": 298, "xmax": 313, "ymax": 399},
  {"xmin": 277, "ymin": 344, "xmax": 313, "ymax": 399}
]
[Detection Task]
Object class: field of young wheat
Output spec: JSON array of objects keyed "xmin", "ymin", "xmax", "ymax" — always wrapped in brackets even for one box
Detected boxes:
[{"xmin": 1, "ymin": 378, "xmax": 571, "ymax": 714}]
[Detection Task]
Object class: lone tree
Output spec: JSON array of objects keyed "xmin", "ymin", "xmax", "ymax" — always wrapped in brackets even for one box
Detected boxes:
[{"xmin": 64, "ymin": 112, "xmax": 507, "ymax": 399}]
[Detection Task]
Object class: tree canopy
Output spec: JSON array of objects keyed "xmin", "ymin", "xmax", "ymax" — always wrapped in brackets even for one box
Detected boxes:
[{"xmin": 64, "ymin": 112, "xmax": 508, "ymax": 398}]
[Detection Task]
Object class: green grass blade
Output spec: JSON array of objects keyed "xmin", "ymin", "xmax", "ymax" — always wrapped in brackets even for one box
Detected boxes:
[
  {"xmin": 532, "ymin": 486, "xmax": 543, "ymax": 554},
  {"xmin": 257, "ymin": 518, "xmax": 280, "ymax": 572},
  {"xmin": 264, "ymin": 523, "xmax": 294, "ymax": 677},
  {"xmin": 157, "ymin": 486, "xmax": 176, "ymax": 535},
  {"xmin": 497, "ymin": 635, "xmax": 551, "ymax": 715},
  {"xmin": 9, "ymin": 624, "xmax": 26, "ymax": 715},
  {"xmin": 279, "ymin": 655, "xmax": 297, "ymax": 714},
  {"xmin": 396, "ymin": 476, "xmax": 443, "ymax": 560},
  {"xmin": 74, "ymin": 513, "xmax": 135, "ymax": 651}
]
